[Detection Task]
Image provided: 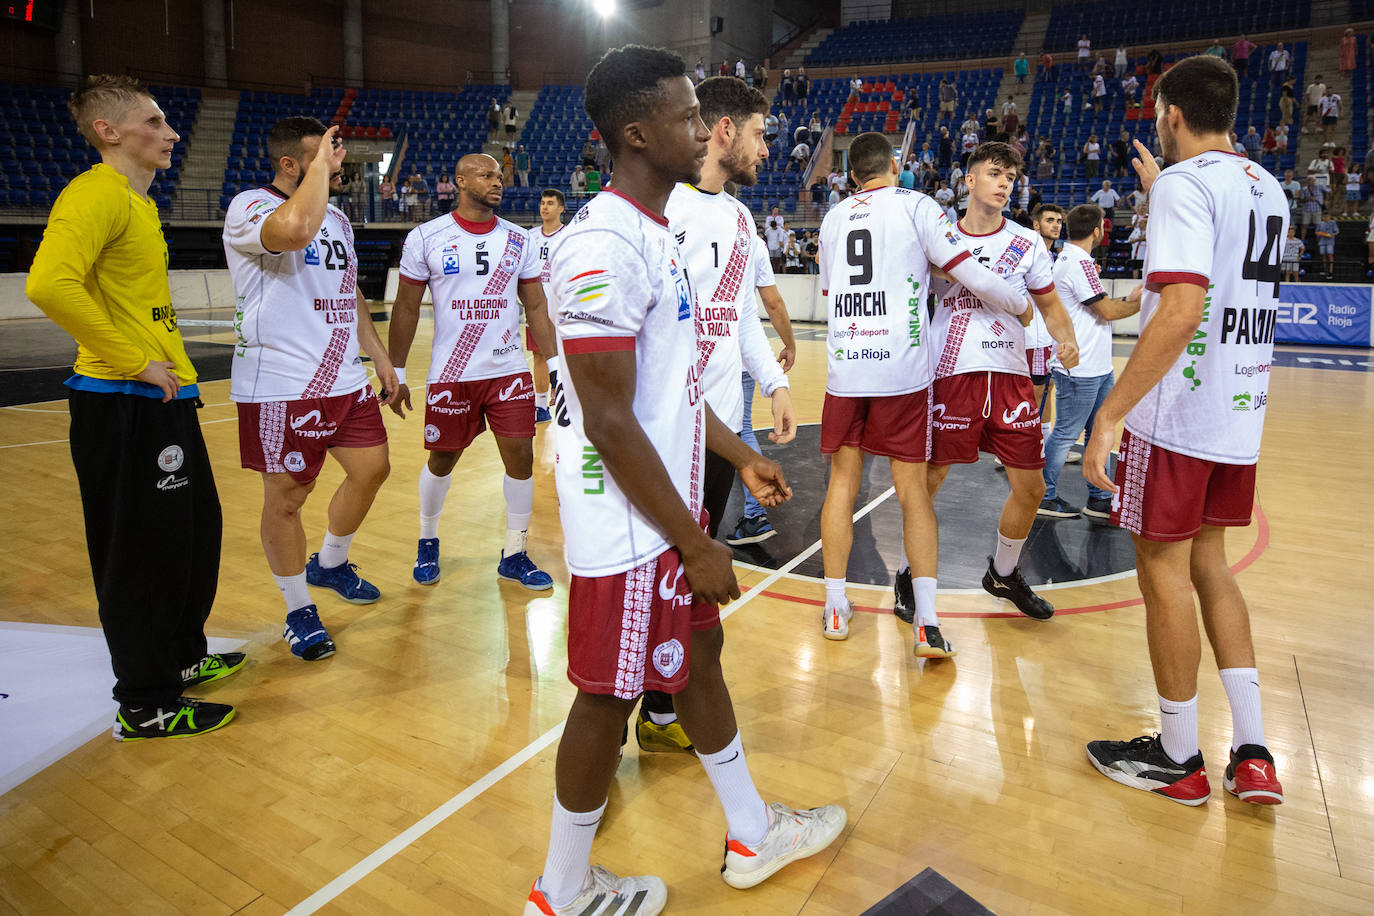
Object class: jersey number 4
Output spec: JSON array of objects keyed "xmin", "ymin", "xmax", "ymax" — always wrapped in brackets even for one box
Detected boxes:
[{"xmin": 1242, "ymin": 212, "xmax": 1283, "ymax": 297}]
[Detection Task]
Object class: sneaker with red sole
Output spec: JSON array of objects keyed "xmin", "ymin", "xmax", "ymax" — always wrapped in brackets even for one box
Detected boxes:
[
  {"xmin": 1224, "ymin": 744, "xmax": 1284, "ymax": 804},
  {"xmin": 1086, "ymin": 734, "xmax": 1211, "ymax": 806},
  {"xmin": 524, "ymin": 866, "xmax": 665, "ymax": 916}
]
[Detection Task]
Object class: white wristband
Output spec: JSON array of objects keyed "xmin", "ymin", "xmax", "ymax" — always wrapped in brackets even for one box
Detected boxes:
[
  {"xmin": 394, "ymin": 367, "xmax": 407, "ymax": 385},
  {"xmin": 545, "ymin": 355, "xmax": 561, "ymax": 374}
]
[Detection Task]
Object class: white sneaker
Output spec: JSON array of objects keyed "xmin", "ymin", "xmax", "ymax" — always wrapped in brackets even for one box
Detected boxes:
[
  {"xmin": 822, "ymin": 601, "xmax": 852, "ymax": 640},
  {"xmin": 524, "ymin": 865, "xmax": 666, "ymax": 915},
  {"xmin": 721, "ymin": 801, "xmax": 847, "ymax": 889}
]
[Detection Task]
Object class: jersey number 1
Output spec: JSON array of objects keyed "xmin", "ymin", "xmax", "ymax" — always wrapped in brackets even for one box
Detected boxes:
[{"xmin": 1241, "ymin": 212, "xmax": 1283, "ymax": 297}]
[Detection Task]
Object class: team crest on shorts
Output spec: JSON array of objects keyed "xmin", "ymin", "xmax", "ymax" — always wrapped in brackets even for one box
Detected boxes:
[
  {"xmin": 283, "ymin": 451, "xmax": 307, "ymax": 473},
  {"xmin": 424, "ymin": 424, "xmax": 441, "ymax": 443},
  {"xmin": 157, "ymin": 444, "xmax": 184, "ymax": 472},
  {"xmin": 652, "ymin": 638, "xmax": 684, "ymax": 678}
]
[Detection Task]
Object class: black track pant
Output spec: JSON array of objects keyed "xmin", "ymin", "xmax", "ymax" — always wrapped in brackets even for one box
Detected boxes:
[{"xmin": 68, "ymin": 390, "xmax": 222, "ymax": 707}]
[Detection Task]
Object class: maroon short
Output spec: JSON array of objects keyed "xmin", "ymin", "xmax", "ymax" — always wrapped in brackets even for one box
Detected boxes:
[
  {"xmin": 1027, "ymin": 346, "xmax": 1052, "ymax": 377},
  {"xmin": 930, "ymin": 371, "xmax": 1044, "ymax": 469},
  {"xmin": 1110, "ymin": 429, "xmax": 1257, "ymax": 542},
  {"xmin": 566, "ymin": 545, "xmax": 721, "ymax": 699},
  {"xmin": 423, "ymin": 372, "xmax": 535, "ymax": 451},
  {"xmin": 820, "ymin": 388, "xmax": 931, "ymax": 462},
  {"xmin": 237, "ymin": 385, "xmax": 387, "ymax": 484},
  {"xmin": 525, "ymin": 325, "xmax": 541, "ymax": 356}
]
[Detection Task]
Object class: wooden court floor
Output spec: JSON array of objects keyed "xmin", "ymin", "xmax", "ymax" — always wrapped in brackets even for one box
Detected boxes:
[{"xmin": 1, "ymin": 317, "xmax": 1372, "ymax": 915}]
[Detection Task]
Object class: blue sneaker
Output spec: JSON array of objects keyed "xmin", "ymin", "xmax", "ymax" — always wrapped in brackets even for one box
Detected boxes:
[
  {"xmin": 534, "ymin": 406, "xmax": 552, "ymax": 424},
  {"xmin": 283, "ymin": 605, "xmax": 336, "ymax": 661},
  {"xmin": 497, "ymin": 551, "xmax": 554, "ymax": 590},
  {"xmin": 414, "ymin": 537, "xmax": 441, "ymax": 585},
  {"xmin": 306, "ymin": 553, "xmax": 381, "ymax": 604}
]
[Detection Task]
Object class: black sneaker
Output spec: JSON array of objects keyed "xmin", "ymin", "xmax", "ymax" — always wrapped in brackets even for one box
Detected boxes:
[
  {"xmin": 724, "ymin": 514, "xmax": 777, "ymax": 546},
  {"xmin": 982, "ymin": 557, "xmax": 1054, "ymax": 620},
  {"xmin": 113, "ymin": 697, "xmax": 235, "ymax": 741},
  {"xmin": 1082, "ymin": 496, "xmax": 1112, "ymax": 518},
  {"xmin": 181, "ymin": 652, "xmax": 246, "ymax": 688},
  {"xmin": 914, "ymin": 623, "xmax": 956, "ymax": 658},
  {"xmin": 1086, "ymin": 734, "xmax": 1211, "ymax": 806},
  {"xmin": 892, "ymin": 567, "xmax": 915, "ymax": 624},
  {"xmin": 1036, "ymin": 496, "xmax": 1081, "ymax": 518}
]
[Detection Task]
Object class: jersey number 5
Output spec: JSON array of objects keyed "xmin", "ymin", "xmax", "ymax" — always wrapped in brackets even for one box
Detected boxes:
[{"xmin": 1242, "ymin": 212, "xmax": 1283, "ymax": 297}]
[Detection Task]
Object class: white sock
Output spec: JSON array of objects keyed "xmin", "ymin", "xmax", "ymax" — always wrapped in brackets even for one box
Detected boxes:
[
  {"xmin": 1219, "ymin": 667, "xmax": 1267, "ymax": 750},
  {"xmin": 418, "ymin": 465, "xmax": 452, "ymax": 540},
  {"xmin": 535, "ymin": 390, "xmax": 549, "ymax": 409},
  {"xmin": 914, "ymin": 576, "xmax": 939, "ymax": 627},
  {"xmin": 824, "ymin": 576, "xmax": 847, "ymax": 610},
  {"xmin": 993, "ymin": 530, "xmax": 1026, "ymax": 577},
  {"xmin": 317, "ymin": 530, "xmax": 353, "ymax": 569},
  {"xmin": 539, "ymin": 796, "xmax": 604, "ymax": 907},
  {"xmin": 697, "ymin": 732, "xmax": 770, "ymax": 846},
  {"xmin": 273, "ymin": 572, "xmax": 311, "ymax": 612},
  {"xmin": 1158, "ymin": 694, "xmax": 1199, "ymax": 765},
  {"xmin": 504, "ymin": 474, "xmax": 534, "ymax": 556}
]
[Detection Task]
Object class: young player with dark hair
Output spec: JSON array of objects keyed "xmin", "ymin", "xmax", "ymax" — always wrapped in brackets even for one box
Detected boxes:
[
  {"xmin": 528, "ymin": 188, "xmax": 567, "ymax": 422},
  {"xmin": 1083, "ymin": 54, "xmax": 1287, "ymax": 806},
  {"xmin": 524, "ymin": 47, "xmax": 844, "ymax": 915}
]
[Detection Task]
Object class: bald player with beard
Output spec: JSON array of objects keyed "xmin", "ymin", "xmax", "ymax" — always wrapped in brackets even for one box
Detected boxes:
[{"xmin": 387, "ymin": 152, "xmax": 559, "ymax": 590}]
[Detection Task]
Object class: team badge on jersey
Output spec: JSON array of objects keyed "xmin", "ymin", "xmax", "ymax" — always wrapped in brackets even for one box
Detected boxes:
[
  {"xmin": 669, "ymin": 257, "xmax": 692, "ymax": 321},
  {"xmin": 442, "ymin": 243, "xmax": 461, "ymax": 275},
  {"xmin": 304, "ymin": 242, "xmax": 320, "ymax": 265}
]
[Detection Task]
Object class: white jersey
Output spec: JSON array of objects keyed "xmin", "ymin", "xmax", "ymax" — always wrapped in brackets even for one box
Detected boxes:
[
  {"xmin": 1025, "ymin": 239, "xmax": 1056, "ymax": 350},
  {"xmin": 550, "ymin": 189, "xmax": 705, "ymax": 577},
  {"xmin": 1126, "ymin": 150, "xmax": 1288, "ymax": 464},
  {"xmin": 224, "ymin": 187, "xmax": 368, "ymax": 402},
  {"xmin": 665, "ymin": 184, "xmax": 786, "ymax": 431},
  {"xmin": 1051, "ymin": 243, "xmax": 1113, "ymax": 377},
  {"xmin": 930, "ymin": 217, "xmax": 1053, "ymax": 379},
  {"xmin": 819, "ymin": 185, "xmax": 973, "ymax": 397},
  {"xmin": 397, "ymin": 212, "xmax": 541, "ymax": 384},
  {"xmin": 527, "ymin": 222, "xmax": 567, "ymax": 288},
  {"xmin": 752, "ymin": 235, "xmax": 775, "ymax": 287}
]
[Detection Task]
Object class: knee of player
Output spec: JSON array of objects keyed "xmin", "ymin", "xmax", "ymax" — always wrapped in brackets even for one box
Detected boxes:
[
  {"xmin": 691, "ymin": 623, "xmax": 726, "ymax": 665},
  {"xmin": 426, "ymin": 450, "xmax": 461, "ymax": 476},
  {"xmin": 264, "ymin": 475, "xmax": 314, "ymax": 515}
]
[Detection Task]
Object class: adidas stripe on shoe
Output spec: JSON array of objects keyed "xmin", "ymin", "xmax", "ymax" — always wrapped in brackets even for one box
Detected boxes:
[
  {"xmin": 720, "ymin": 802, "xmax": 847, "ymax": 889},
  {"xmin": 524, "ymin": 865, "xmax": 666, "ymax": 915}
]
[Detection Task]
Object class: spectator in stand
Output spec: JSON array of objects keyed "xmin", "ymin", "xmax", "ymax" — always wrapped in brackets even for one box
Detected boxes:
[
  {"xmin": 1261, "ymin": 128, "xmax": 1277, "ymax": 163},
  {"xmin": 1128, "ymin": 184, "xmax": 1148, "ymax": 213},
  {"xmin": 918, "ymin": 141, "xmax": 934, "ymax": 165},
  {"xmin": 764, "ymin": 111, "xmax": 778, "ymax": 143},
  {"xmin": 1279, "ymin": 81, "xmax": 1296, "ymax": 127},
  {"xmin": 1282, "ymin": 226, "xmax": 1304, "ymax": 282},
  {"xmin": 1061, "ymin": 87, "xmax": 1074, "ymax": 114},
  {"xmin": 938, "ymin": 77, "xmax": 958, "ymax": 124},
  {"xmin": 1341, "ymin": 28, "xmax": 1358, "ymax": 76},
  {"xmin": 718, "ymin": 59, "xmax": 729, "ymax": 77},
  {"xmin": 1090, "ymin": 179, "xmax": 1120, "ymax": 212},
  {"xmin": 1275, "ymin": 124, "xmax": 1290, "ymax": 155},
  {"xmin": 435, "ymin": 173, "xmax": 455, "ymax": 211},
  {"xmin": 1036, "ymin": 137, "xmax": 1055, "ymax": 179},
  {"xmin": 503, "ymin": 103, "xmax": 518, "ymax": 148},
  {"xmin": 1077, "ymin": 34, "xmax": 1092, "ymax": 72},
  {"xmin": 1082, "ymin": 134, "xmax": 1101, "ymax": 179},
  {"xmin": 1332, "ymin": 146, "xmax": 1348, "ymax": 199},
  {"xmin": 1301, "ymin": 176, "xmax": 1327, "ymax": 239},
  {"xmin": 1012, "ymin": 127, "xmax": 1030, "ymax": 158},
  {"xmin": 808, "ymin": 112, "xmax": 821, "ymax": 148},
  {"xmin": 777, "ymin": 110, "xmax": 790, "ymax": 145},
  {"xmin": 1321, "ymin": 90, "xmax": 1342, "ymax": 145},
  {"xmin": 1001, "ymin": 96, "xmax": 1018, "ymax": 135},
  {"xmin": 694, "ymin": 58, "xmax": 706, "ymax": 83},
  {"xmin": 764, "ymin": 207, "xmax": 786, "ymax": 270},
  {"xmin": 1093, "ymin": 55, "xmax": 1110, "ymax": 79},
  {"xmin": 961, "ymin": 110, "xmax": 980, "ymax": 136},
  {"xmin": 829, "ymin": 168, "xmax": 845, "ymax": 191},
  {"xmin": 1305, "ymin": 75, "xmax": 1326, "ymax": 135},
  {"xmin": 1316, "ymin": 211, "xmax": 1338, "ymax": 276},
  {"xmin": 515, "ymin": 145, "xmax": 531, "ymax": 187},
  {"xmin": 1109, "ymin": 130, "xmax": 1131, "ymax": 177},
  {"xmin": 1241, "ymin": 126, "xmax": 1261, "ymax": 162},
  {"xmin": 937, "ymin": 125, "xmax": 953, "ymax": 169},
  {"xmin": 1015, "ymin": 53, "xmax": 1029, "ymax": 84},
  {"xmin": 1128, "ymin": 214, "xmax": 1147, "ymax": 276},
  {"xmin": 735, "ymin": 58, "xmax": 746, "ymax": 80},
  {"xmin": 1367, "ymin": 210, "xmax": 1374, "ymax": 265},
  {"xmin": 584, "ymin": 165, "xmax": 601, "ymax": 193},
  {"xmin": 848, "ymin": 74, "xmax": 863, "ymax": 99},
  {"xmin": 1233, "ymin": 35, "xmax": 1256, "ymax": 76},
  {"xmin": 782, "ymin": 232, "xmax": 803, "ymax": 273},
  {"xmin": 934, "ymin": 179, "xmax": 954, "ymax": 213},
  {"xmin": 983, "ymin": 107, "xmax": 999, "ymax": 141},
  {"xmin": 488, "ymin": 98, "xmax": 502, "ymax": 140},
  {"xmin": 398, "ymin": 173, "xmax": 415, "ymax": 219},
  {"xmin": 753, "ymin": 62, "xmax": 767, "ymax": 89},
  {"xmin": 380, "ymin": 174, "xmax": 396, "ymax": 218},
  {"xmin": 960, "ymin": 126, "xmax": 979, "ymax": 165},
  {"xmin": 1145, "ymin": 48, "xmax": 1163, "ymax": 74},
  {"xmin": 580, "ymin": 139, "xmax": 595, "ymax": 168},
  {"xmin": 1114, "ymin": 44, "xmax": 1128, "ymax": 78},
  {"xmin": 899, "ymin": 162, "xmax": 916, "ymax": 189},
  {"xmin": 803, "ymin": 230, "xmax": 819, "ymax": 274},
  {"xmin": 501, "ymin": 148, "xmax": 515, "ymax": 187},
  {"xmin": 1205, "ymin": 39, "xmax": 1226, "ymax": 60},
  {"xmin": 827, "ymin": 183, "xmax": 841, "ymax": 211},
  {"xmin": 1343, "ymin": 163, "xmax": 1363, "ymax": 218},
  {"xmin": 1269, "ymin": 42, "xmax": 1290, "ymax": 89},
  {"xmin": 1091, "ymin": 73, "xmax": 1106, "ymax": 112},
  {"xmin": 569, "ymin": 164, "xmax": 586, "ymax": 195},
  {"xmin": 948, "ymin": 160, "xmax": 964, "ymax": 191},
  {"xmin": 796, "ymin": 67, "xmax": 809, "ymax": 104},
  {"xmin": 1121, "ymin": 72, "xmax": 1139, "ymax": 106},
  {"xmin": 906, "ymin": 91, "xmax": 923, "ymax": 122},
  {"xmin": 1281, "ymin": 168, "xmax": 1300, "ymax": 218},
  {"xmin": 593, "ymin": 138, "xmax": 610, "ymax": 175},
  {"xmin": 409, "ymin": 172, "xmax": 429, "ymax": 218},
  {"xmin": 782, "ymin": 69, "xmax": 796, "ymax": 104},
  {"xmin": 1039, "ymin": 50, "xmax": 1055, "ymax": 82},
  {"xmin": 1310, "ymin": 149, "xmax": 1334, "ymax": 189}
]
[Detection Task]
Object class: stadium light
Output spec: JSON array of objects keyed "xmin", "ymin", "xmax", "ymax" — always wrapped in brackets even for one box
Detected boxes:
[{"xmin": 592, "ymin": 0, "xmax": 615, "ymax": 17}]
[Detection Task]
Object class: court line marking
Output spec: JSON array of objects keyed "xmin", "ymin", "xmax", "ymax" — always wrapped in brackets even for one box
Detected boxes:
[
  {"xmin": 283, "ymin": 485, "xmax": 898, "ymax": 915},
  {"xmin": 732, "ymin": 559, "xmax": 1138, "ymax": 594}
]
